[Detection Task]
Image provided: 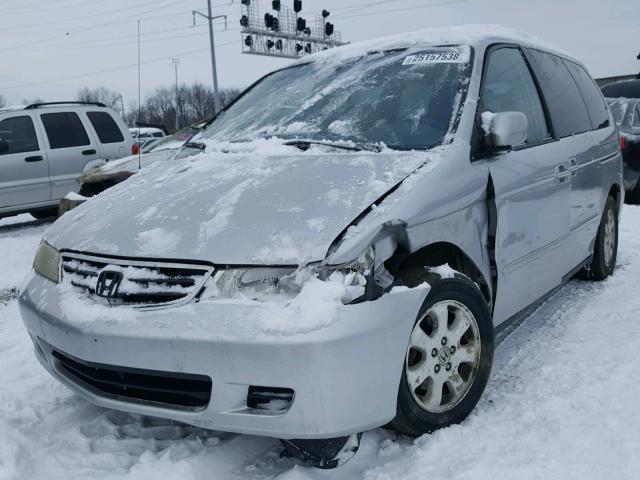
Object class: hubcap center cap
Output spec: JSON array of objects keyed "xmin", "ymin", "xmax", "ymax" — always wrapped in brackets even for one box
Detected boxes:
[{"xmin": 438, "ymin": 347, "xmax": 451, "ymax": 365}]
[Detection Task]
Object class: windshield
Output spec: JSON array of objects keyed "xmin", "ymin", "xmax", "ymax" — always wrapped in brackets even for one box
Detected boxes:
[
  {"xmin": 202, "ymin": 46, "xmax": 472, "ymax": 150},
  {"xmin": 607, "ymin": 99, "xmax": 631, "ymax": 127},
  {"xmin": 147, "ymin": 125, "xmax": 201, "ymax": 153}
]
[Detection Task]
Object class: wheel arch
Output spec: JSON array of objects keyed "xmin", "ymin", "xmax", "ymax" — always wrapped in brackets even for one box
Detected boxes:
[{"xmin": 390, "ymin": 241, "xmax": 493, "ymax": 308}]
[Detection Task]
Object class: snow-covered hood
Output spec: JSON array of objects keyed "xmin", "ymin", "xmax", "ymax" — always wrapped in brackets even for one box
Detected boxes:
[
  {"xmin": 83, "ymin": 149, "xmax": 178, "ymax": 179},
  {"xmin": 46, "ymin": 141, "xmax": 438, "ymax": 264}
]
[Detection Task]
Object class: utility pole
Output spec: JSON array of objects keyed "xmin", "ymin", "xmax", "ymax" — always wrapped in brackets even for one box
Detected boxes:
[
  {"xmin": 192, "ymin": 2, "xmax": 227, "ymax": 113},
  {"xmin": 171, "ymin": 56, "xmax": 180, "ymax": 131}
]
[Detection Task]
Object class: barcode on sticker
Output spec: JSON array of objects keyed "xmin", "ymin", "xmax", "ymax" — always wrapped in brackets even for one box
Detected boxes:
[{"xmin": 402, "ymin": 48, "xmax": 470, "ymax": 65}]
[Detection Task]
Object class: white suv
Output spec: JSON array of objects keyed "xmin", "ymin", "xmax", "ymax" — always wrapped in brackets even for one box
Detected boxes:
[{"xmin": 0, "ymin": 101, "xmax": 134, "ymax": 219}]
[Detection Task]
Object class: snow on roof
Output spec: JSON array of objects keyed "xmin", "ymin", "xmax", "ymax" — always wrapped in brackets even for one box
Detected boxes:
[
  {"xmin": 0, "ymin": 105, "xmax": 28, "ymax": 113},
  {"xmin": 297, "ymin": 24, "xmax": 574, "ymax": 66}
]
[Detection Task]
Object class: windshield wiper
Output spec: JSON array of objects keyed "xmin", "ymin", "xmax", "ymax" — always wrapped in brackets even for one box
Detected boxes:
[{"xmin": 283, "ymin": 139, "xmax": 382, "ymax": 153}]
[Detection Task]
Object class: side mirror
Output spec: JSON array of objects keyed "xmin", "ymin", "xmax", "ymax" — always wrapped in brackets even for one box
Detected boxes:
[
  {"xmin": 0, "ymin": 140, "xmax": 9, "ymax": 155},
  {"xmin": 481, "ymin": 111, "xmax": 528, "ymax": 150}
]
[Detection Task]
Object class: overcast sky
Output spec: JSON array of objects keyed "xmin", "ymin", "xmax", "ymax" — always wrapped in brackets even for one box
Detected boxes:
[{"xmin": 1, "ymin": 0, "xmax": 638, "ymax": 106}]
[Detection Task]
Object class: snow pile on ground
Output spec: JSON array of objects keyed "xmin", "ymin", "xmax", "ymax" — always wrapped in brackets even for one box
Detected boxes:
[{"xmin": 1, "ymin": 208, "xmax": 640, "ymax": 479}]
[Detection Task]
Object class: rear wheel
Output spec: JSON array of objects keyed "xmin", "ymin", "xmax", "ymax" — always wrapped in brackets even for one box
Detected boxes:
[
  {"xmin": 30, "ymin": 207, "xmax": 58, "ymax": 220},
  {"xmin": 390, "ymin": 274, "xmax": 494, "ymax": 436},
  {"xmin": 625, "ymin": 181, "xmax": 640, "ymax": 205},
  {"xmin": 585, "ymin": 196, "xmax": 618, "ymax": 281}
]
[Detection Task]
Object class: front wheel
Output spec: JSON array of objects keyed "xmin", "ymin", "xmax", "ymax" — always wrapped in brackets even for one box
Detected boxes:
[
  {"xmin": 390, "ymin": 275, "xmax": 494, "ymax": 436},
  {"xmin": 586, "ymin": 196, "xmax": 618, "ymax": 281}
]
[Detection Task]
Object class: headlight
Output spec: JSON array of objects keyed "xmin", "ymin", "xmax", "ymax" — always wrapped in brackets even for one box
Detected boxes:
[
  {"xmin": 33, "ymin": 241, "xmax": 60, "ymax": 283},
  {"xmin": 316, "ymin": 246, "xmax": 375, "ymax": 303},
  {"xmin": 198, "ymin": 247, "xmax": 375, "ymax": 303},
  {"xmin": 199, "ymin": 267, "xmax": 298, "ymax": 301}
]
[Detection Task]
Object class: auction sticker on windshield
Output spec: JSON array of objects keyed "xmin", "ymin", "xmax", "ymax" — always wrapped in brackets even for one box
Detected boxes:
[{"xmin": 402, "ymin": 47, "xmax": 470, "ymax": 65}]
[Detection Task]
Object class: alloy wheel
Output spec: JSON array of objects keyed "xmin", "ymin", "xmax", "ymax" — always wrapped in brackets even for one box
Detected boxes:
[{"xmin": 405, "ymin": 300, "xmax": 481, "ymax": 414}]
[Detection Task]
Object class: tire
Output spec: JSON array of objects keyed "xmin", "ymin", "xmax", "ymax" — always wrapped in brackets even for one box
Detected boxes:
[
  {"xmin": 390, "ymin": 273, "xmax": 494, "ymax": 436},
  {"xmin": 625, "ymin": 183, "xmax": 640, "ymax": 205},
  {"xmin": 586, "ymin": 195, "xmax": 618, "ymax": 281},
  {"xmin": 30, "ymin": 207, "xmax": 58, "ymax": 220}
]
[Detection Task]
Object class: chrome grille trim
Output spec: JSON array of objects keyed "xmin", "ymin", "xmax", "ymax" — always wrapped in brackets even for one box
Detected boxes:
[{"xmin": 60, "ymin": 252, "xmax": 214, "ymax": 310}]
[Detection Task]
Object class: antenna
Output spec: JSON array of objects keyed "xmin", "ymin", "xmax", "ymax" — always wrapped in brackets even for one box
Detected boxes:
[{"xmin": 137, "ymin": 19, "xmax": 142, "ymax": 172}]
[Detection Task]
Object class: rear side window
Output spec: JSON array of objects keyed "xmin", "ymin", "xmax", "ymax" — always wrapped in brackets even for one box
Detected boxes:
[
  {"xmin": 481, "ymin": 47, "xmax": 549, "ymax": 145},
  {"xmin": 0, "ymin": 116, "xmax": 39, "ymax": 154},
  {"xmin": 525, "ymin": 49, "xmax": 592, "ymax": 138},
  {"xmin": 41, "ymin": 112, "xmax": 90, "ymax": 149},
  {"xmin": 87, "ymin": 111, "xmax": 124, "ymax": 144},
  {"xmin": 563, "ymin": 60, "xmax": 609, "ymax": 130}
]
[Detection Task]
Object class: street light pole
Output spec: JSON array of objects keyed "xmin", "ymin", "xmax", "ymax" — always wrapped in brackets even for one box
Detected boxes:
[
  {"xmin": 193, "ymin": 3, "xmax": 226, "ymax": 113},
  {"xmin": 207, "ymin": 0, "xmax": 221, "ymax": 113}
]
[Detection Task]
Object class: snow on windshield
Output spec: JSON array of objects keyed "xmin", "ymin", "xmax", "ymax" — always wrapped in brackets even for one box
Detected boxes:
[{"xmin": 203, "ymin": 46, "xmax": 472, "ymax": 150}]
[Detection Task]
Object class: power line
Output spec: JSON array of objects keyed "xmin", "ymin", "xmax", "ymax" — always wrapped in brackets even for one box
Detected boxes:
[
  {"xmin": 0, "ymin": 40, "xmax": 240, "ymax": 91},
  {"xmin": 0, "ymin": 0, "xmax": 184, "ymax": 32},
  {"xmin": 0, "ymin": 0, "xmax": 185, "ymax": 52},
  {"xmin": 335, "ymin": 0, "xmax": 471, "ymax": 20},
  {"xmin": 19, "ymin": 26, "xmax": 240, "ymax": 51}
]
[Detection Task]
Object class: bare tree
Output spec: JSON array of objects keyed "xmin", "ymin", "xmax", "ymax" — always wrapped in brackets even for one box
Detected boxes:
[
  {"xmin": 0, "ymin": 94, "xmax": 6, "ymax": 109},
  {"xmin": 77, "ymin": 87, "xmax": 124, "ymax": 116},
  {"xmin": 115, "ymin": 83, "xmax": 241, "ymax": 132},
  {"xmin": 21, "ymin": 97, "xmax": 43, "ymax": 106}
]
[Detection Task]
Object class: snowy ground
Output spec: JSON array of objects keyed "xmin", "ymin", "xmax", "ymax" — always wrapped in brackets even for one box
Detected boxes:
[{"xmin": 1, "ymin": 210, "xmax": 639, "ymax": 480}]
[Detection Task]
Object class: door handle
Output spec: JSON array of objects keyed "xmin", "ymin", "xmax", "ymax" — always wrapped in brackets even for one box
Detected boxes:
[
  {"xmin": 555, "ymin": 165, "xmax": 570, "ymax": 182},
  {"xmin": 82, "ymin": 149, "xmax": 97, "ymax": 155},
  {"xmin": 24, "ymin": 155, "xmax": 43, "ymax": 162},
  {"xmin": 569, "ymin": 158, "xmax": 577, "ymax": 177}
]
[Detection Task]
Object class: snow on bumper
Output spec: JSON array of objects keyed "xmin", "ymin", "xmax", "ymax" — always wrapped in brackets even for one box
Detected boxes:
[{"xmin": 19, "ymin": 273, "xmax": 428, "ymax": 439}]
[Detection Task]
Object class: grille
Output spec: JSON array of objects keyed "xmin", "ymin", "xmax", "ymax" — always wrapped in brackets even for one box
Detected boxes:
[
  {"xmin": 61, "ymin": 253, "xmax": 213, "ymax": 308},
  {"xmin": 53, "ymin": 351, "xmax": 212, "ymax": 409}
]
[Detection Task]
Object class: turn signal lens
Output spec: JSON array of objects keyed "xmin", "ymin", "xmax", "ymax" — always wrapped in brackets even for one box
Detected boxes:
[{"xmin": 620, "ymin": 135, "xmax": 627, "ymax": 151}]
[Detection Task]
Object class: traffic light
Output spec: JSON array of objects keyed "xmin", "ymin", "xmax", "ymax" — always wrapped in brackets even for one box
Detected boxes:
[
  {"xmin": 325, "ymin": 22, "xmax": 334, "ymax": 36},
  {"xmin": 240, "ymin": 15, "xmax": 249, "ymax": 28},
  {"xmin": 322, "ymin": 10, "xmax": 330, "ymax": 18},
  {"xmin": 305, "ymin": 43, "xmax": 312, "ymax": 54},
  {"xmin": 272, "ymin": 0, "xmax": 281, "ymax": 11},
  {"xmin": 265, "ymin": 13, "xmax": 276, "ymax": 29},
  {"xmin": 276, "ymin": 39, "xmax": 283, "ymax": 51},
  {"xmin": 244, "ymin": 35, "xmax": 253, "ymax": 47},
  {"xmin": 296, "ymin": 17, "xmax": 306, "ymax": 32},
  {"xmin": 266, "ymin": 40, "xmax": 275, "ymax": 49},
  {"xmin": 293, "ymin": 0, "xmax": 302, "ymax": 13},
  {"xmin": 241, "ymin": 0, "xmax": 250, "ymax": 5}
]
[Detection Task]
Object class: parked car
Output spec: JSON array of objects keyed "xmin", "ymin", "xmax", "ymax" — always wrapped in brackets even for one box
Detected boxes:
[
  {"xmin": 0, "ymin": 101, "xmax": 135, "ymax": 219},
  {"xmin": 76, "ymin": 123, "xmax": 206, "ymax": 198},
  {"xmin": 602, "ymin": 78, "xmax": 640, "ymax": 99},
  {"xmin": 129, "ymin": 127, "xmax": 166, "ymax": 140},
  {"xmin": 607, "ymin": 97, "xmax": 640, "ymax": 202},
  {"xmin": 19, "ymin": 26, "xmax": 622, "ymax": 469}
]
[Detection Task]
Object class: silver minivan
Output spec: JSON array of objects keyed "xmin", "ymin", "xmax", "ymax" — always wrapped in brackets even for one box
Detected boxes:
[
  {"xmin": 0, "ymin": 102, "xmax": 134, "ymax": 219},
  {"xmin": 19, "ymin": 27, "xmax": 622, "ymax": 468}
]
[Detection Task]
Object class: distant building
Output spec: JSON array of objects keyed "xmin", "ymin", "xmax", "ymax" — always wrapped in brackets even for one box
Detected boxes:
[{"xmin": 596, "ymin": 73, "xmax": 640, "ymax": 88}]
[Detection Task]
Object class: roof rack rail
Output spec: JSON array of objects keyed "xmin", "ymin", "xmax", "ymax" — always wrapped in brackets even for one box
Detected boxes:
[{"xmin": 24, "ymin": 101, "xmax": 107, "ymax": 110}]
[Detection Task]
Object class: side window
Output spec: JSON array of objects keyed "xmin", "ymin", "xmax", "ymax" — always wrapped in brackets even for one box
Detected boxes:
[
  {"xmin": 41, "ymin": 112, "xmax": 90, "ymax": 149},
  {"xmin": 563, "ymin": 60, "xmax": 609, "ymax": 130},
  {"xmin": 153, "ymin": 132, "xmax": 164, "ymax": 138},
  {"xmin": 87, "ymin": 111, "xmax": 124, "ymax": 144},
  {"xmin": 0, "ymin": 116, "xmax": 40, "ymax": 155},
  {"xmin": 525, "ymin": 49, "xmax": 592, "ymax": 138},
  {"xmin": 481, "ymin": 47, "xmax": 549, "ymax": 145}
]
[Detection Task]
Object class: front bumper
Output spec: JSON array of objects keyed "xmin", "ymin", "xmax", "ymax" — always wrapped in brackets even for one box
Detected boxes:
[{"xmin": 19, "ymin": 273, "xmax": 428, "ymax": 439}]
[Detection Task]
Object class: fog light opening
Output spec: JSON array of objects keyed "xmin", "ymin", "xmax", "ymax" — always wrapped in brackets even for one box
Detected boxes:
[{"xmin": 247, "ymin": 386, "xmax": 294, "ymax": 414}]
